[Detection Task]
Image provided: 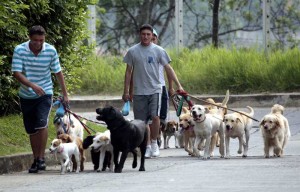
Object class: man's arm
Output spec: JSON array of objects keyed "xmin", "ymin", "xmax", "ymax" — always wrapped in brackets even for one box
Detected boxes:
[
  {"xmin": 122, "ymin": 64, "xmax": 133, "ymax": 102},
  {"xmin": 164, "ymin": 64, "xmax": 183, "ymax": 96},
  {"xmin": 13, "ymin": 71, "xmax": 45, "ymax": 96},
  {"xmin": 54, "ymin": 71, "xmax": 69, "ymax": 103}
]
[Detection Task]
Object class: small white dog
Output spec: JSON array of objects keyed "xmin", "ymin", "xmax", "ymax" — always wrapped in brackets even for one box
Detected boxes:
[
  {"xmin": 223, "ymin": 106, "xmax": 254, "ymax": 159},
  {"xmin": 54, "ymin": 114, "xmax": 84, "ymax": 141},
  {"xmin": 190, "ymin": 104, "xmax": 225, "ymax": 159},
  {"xmin": 90, "ymin": 130, "xmax": 114, "ymax": 172},
  {"xmin": 49, "ymin": 138, "xmax": 80, "ymax": 174},
  {"xmin": 259, "ymin": 104, "xmax": 290, "ymax": 158}
]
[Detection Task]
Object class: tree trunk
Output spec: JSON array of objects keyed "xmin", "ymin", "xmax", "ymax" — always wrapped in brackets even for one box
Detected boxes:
[{"xmin": 212, "ymin": 0, "xmax": 220, "ymax": 48}]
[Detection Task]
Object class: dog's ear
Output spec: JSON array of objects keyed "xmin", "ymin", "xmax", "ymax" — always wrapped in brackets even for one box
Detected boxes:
[
  {"xmin": 176, "ymin": 122, "xmax": 179, "ymax": 131},
  {"xmin": 68, "ymin": 135, "xmax": 74, "ymax": 143},
  {"xmin": 204, "ymin": 107, "xmax": 210, "ymax": 114},
  {"xmin": 259, "ymin": 119, "xmax": 265, "ymax": 127},
  {"xmin": 236, "ymin": 118, "xmax": 242, "ymax": 124}
]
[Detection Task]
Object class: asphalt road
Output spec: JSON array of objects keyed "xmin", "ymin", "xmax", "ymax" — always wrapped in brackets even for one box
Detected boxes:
[{"xmin": 0, "ymin": 108, "xmax": 299, "ymax": 192}]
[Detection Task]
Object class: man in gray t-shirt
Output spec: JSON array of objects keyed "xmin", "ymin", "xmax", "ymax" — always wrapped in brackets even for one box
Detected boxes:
[{"xmin": 122, "ymin": 24, "xmax": 184, "ymax": 158}]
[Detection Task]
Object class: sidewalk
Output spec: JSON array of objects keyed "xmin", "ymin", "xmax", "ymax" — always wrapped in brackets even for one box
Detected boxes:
[{"xmin": 1, "ymin": 92, "xmax": 300, "ymax": 174}]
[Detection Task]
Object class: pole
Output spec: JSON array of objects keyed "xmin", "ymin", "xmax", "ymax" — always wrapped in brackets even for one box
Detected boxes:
[
  {"xmin": 87, "ymin": 5, "xmax": 96, "ymax": 45},
  {"xmin": 175, "ymin": 0, "xmax": 183, "ymax": 53},
  {"xmin": 262, "ymin": 0, "xmax": 271, "ymax": 57}
]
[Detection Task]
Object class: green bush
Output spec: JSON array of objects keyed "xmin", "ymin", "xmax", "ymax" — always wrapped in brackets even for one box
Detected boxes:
[
  {"xmin": 76, "ymin": 46, "xmax": 300, "ymax": 95},
  {"xmin": 0, "ymin": 0, "xmax": 95, "ymax": 116}
]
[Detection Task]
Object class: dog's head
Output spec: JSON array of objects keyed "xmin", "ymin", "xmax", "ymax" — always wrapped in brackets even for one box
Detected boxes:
[
  {"xmin": 57, "ymin": 133, "xmax": 73, "ymax": 143},
  {"xmin": 83, "ymin": 135, "xmax": 95, "ymax": 149},
  {"xmin": 96, "ymin": 106, "xmax": 125, "ymax": 128},
  {"xmin": 54, "ymin": 114, "xmax": 72, "ymax": 135},
  {"xmin": 259, "ymin": 114, "xmax": 280, "ymax": 131},
  {"xmin": 223, "ymin": 113, "xmax": 243, "ymax": 132},
  {"xmin": 49, "ymin": 138, "xmax": 62, "ymax": 153},
  {"xmin": 166, "ymin": 120, "xmax": 178, "ymax": 133},
  {"xmin": 90, "ymin": 131, "xmax": 110, "ymax": 152},
  {"xmin": 179, "ymin": 113, "xmax": 193, "ymax": 129},
  {"xmin": 191, "ymin": 104, "xmax": 208, "ymax": 122}
]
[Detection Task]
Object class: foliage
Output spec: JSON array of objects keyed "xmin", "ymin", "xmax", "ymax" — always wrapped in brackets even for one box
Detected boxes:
[
  {"xmin": 75, "ymin": 47, "xmax": 300, "ymax": 95},
  {"xmin": 0, "ymin": 0, "xmax": 95, "ymax": 116},
  {"xmin": 96, "ymin": 0, "xmax": 300, "ymax": 52}
]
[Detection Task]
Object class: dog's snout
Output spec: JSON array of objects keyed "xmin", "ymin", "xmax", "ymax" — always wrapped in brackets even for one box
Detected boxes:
[
  {"xmin": 192, "ymin": 111, "xmax": 197, "ymax": 115},
  {"xmin": 226, "ymin": 125, "xmax": 230, "ymax": 130},
  {"xmin": 96, "ymin": 108, "xmax": 103, "ymax": 114}
]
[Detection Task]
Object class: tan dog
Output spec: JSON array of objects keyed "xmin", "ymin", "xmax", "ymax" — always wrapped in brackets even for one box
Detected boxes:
[
  {"xmin": 223, "ymin": 106, "xmax": 254, "ymax": 159},
  {"xmin": 57, "ymin": 133, "xmax": 86, "ymax": 171},
  {"xmin": 179, "ymin": 107, "xmax": 195, "ymax": 155},
  {"xmin": 162, "ymin": 120, "xmax": 178, "ymax": 149},
  {"xmin": 259, "ymin": 104, "xmax": 290, "ymax": 158}
]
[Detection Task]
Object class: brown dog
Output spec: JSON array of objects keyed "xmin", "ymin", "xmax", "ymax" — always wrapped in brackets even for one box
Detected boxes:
[
  {"xmin": 57, "ymin": 133, "xmax": 86, "ymax": 171},
  {"xmin": 161, "ymin": 120, "xmax": 178, "ymax": 149}
]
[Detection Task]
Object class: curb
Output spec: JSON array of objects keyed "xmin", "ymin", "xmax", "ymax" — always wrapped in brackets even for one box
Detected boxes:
[{"xmin": 1, "ymin": 93, "xmax": 300, "ymax": 174}]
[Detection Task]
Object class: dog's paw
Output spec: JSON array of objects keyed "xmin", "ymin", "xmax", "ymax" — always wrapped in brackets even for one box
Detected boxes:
[
  {"xmin": 242, "ymin": 154, "xmax": 247, "ymax": 158},
  {"xmin": 114, "ymin": 168, "xmax": 122, "ymax": 173},
  {"xmin": 139, "ymin": 167, "xmax": 145, "ymax": 171},
  {"xmin": 224, "ymin": 156, "xmax": 231, "ymax": 159}
]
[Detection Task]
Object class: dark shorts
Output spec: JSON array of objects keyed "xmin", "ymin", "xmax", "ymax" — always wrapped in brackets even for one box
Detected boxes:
[
  {"xmin": 133, "ymin": 93, "xmax": 160, "ymax": 124},
  {"xmin": 160, "ymin": 86, "xmax": 169, "ymax": 121},
  {"xmin": 20, "ymin": 95, "xmax": 52, "ymax": 135}
]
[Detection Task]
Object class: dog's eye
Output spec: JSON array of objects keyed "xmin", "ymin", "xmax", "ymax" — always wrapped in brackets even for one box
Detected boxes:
[{"xmin": 231, "ymin": 120, "xmax": 234, "ymax": 123}]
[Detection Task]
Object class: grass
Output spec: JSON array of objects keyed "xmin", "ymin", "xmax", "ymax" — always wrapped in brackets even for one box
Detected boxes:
[
  {"xmin": 0, "ymin": 110, "xmax": 107, "ymax": 157},
  {"xmin": 75, "ymin": 46, "xmax": 300, "ymax": 95}
]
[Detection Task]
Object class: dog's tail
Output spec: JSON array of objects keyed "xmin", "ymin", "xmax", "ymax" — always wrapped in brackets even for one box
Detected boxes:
[
  {"xmin": 271, "ymin": 104, "xmax": 284, "ymax": 115},
  {"xmin": 246, "ymin": 106, "xmax": 254, "ymax": 117},
  {"xmin": 221, "ymin": 90, "xmax": 230, "ymax": 107}
]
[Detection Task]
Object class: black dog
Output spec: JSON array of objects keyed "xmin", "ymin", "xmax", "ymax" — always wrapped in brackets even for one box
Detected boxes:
[
  {"xmin": 96, "ymin": 106, "xmax": 147, "ymax": 173},
  {"xmin": 83, "ymin": 135, "xmax": 111, "ymax": 171}
]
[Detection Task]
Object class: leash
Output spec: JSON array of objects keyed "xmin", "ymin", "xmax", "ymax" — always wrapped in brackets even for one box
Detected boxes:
[
  {"xmin": 171, "ymin": 90, "xmax": 260, "ymax": 122},
  {"xmin": 53, "ymin": 97, "xmax": 107, "ymax": 135}
]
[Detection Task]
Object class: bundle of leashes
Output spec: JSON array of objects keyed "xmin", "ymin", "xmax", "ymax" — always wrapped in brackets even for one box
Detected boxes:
[
  {"xmin": 53, "ymin": 96, "xmax": 107, "ymax": 135},
  {"xmin": 171, "ymin": 90, "xmax": 259, "ymax": 122}
]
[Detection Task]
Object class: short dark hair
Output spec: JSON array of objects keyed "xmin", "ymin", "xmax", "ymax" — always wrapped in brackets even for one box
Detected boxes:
[
  {"xmin": 29, "ymin": 25, "xmax": 46, "ymax": 36},
  {"xmin": 139, "ymin": 24, "xmax": 153, "ymax": 33}
]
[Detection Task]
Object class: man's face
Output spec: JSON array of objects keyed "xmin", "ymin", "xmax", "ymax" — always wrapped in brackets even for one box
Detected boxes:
[
  {"xmin": 140, "ymin": 29, "xmax": 153, "ymax": 46},
  {"xmin": 29, "ymin": 34, "xmax": 45, "ymax": 52},
  {"xmin": 152, "ymin": 35, "xmax": 158, "ymax": 44}
]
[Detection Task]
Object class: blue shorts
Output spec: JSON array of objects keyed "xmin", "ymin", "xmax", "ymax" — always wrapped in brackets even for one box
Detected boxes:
[{"xmin": 20, "ymin": 95, "xmax": 52, "ymax": 135}]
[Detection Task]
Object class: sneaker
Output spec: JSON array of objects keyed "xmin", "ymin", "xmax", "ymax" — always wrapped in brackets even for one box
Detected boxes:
[
  {"xmin": 151, "ymin": 140, "xmax": 160, "ymax": 157},
  {"xmin": 37, "ymin": 158, "xmax": 46, "ymax": 171},
  {"xmin": 145, "ymin": 145, "xmax": 152, "ymax": 158},
  {"xmin": 28, "ymin": 159, "xmax": 38, "ymax": 173}
]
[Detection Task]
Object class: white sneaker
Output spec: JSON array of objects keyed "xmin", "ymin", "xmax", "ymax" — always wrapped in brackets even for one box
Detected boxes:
[
  {"xmin": 145, "ymin": 145, "xmax": 152, "ymax": 158},
  {"xmin": 151, "ymin": 140, "xmax": 160, "ymax": 157}
]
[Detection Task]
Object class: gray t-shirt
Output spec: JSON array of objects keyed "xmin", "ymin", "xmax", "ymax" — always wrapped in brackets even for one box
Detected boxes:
[{"xmin": 123, "ymin": 43, "xmax": 171, "ymax": 95}]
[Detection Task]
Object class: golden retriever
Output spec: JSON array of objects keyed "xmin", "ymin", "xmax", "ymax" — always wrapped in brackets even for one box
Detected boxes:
[
  {"xmin": 223, "ymin": 106, "xmax": 254, "ymax": 158},
  {"xmin": 178, "ymin": 107, "xmax": 195, "ymax": 155},
  {"xmin": 259, "ymin": 104, "xmax": 290, "ymax": 158}
]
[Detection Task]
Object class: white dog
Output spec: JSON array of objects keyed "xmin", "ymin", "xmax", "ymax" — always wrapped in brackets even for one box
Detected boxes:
[
  {"xmin": 90, "ymin": 130, "xmax": 114, "ymax": 172},
  {"xmin": 223, "ymin": 106, "xmax": 254, "ymax": 159},
  {"xmin": 54, "ymin": 114, "xmax": 84, "ymax": 141},
  {"xmin": 190, "ymin": 104, "xmax": 225, "ymax": 159},
  {"xmin": 49, "ymin": 138, "xmax": 80, "ymax": 174},
  {"xmin": 259, "ymin": 104, "xmax": 290, "ymax": 158}
]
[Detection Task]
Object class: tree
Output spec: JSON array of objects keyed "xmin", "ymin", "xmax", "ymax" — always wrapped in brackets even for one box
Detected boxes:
[
  {"xmin": 96, "ymin": 0, "xmax": 300, "ymax": 51},
  {"xmin": 0, "ymin": 0, "xmax": 94, "ymax": 116}
]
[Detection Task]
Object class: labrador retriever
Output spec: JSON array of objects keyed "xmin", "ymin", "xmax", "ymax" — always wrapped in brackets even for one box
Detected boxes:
[{"xmin": 96, "ymin": 106, "xmax": 147, "ymax": 173}]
